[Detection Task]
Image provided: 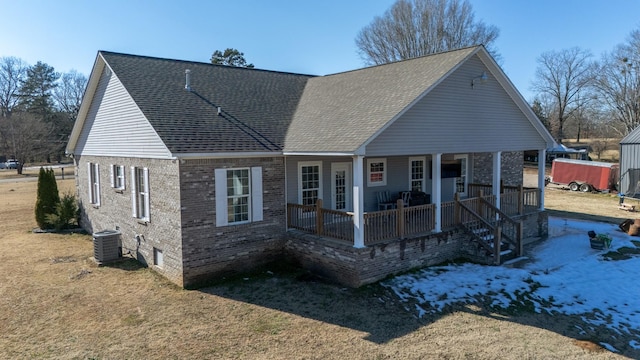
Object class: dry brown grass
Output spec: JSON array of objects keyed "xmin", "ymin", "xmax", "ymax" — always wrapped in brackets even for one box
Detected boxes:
[
  {"xmin": 562, "ymin": 138, "xmax": 620, "ymax": 162},
  {"xmin": 0, "ymin": 178, "xmax": 634, "ymax": 359}
]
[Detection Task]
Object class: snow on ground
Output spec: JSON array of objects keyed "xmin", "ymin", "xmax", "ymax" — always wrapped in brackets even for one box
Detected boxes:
[{"xmin": 384, "ymin": 217, "xmax": 640, "ymax": 353}]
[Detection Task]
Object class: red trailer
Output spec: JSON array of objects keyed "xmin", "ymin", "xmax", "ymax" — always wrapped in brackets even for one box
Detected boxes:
[{"xmin": 549, "ymin": 158, "xmax": 619, "ymax": 192}]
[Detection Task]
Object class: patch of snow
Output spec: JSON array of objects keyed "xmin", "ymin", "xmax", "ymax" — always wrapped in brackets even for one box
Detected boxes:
[{"xmin": 384, "ymin": 217, "xmax": 640, "ymax": 352}]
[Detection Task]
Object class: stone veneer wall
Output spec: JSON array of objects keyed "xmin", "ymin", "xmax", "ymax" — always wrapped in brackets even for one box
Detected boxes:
[
  {"xmin": 286, "ymin": 228, "xmax": 471, "ymax": 287},
  {"xmin": 179, "ymin": 157, "xmax": 287, "ymax": 287},
  {"xmin": 472, "ymin": 151, "xmax": 523, "ymax": 187},
  {"xmin": 516, "ymin": 210, "xmax": 549, "ymax": 243},
  {"xmin": 76, "ymin": 155, "xmax": 184, "ymax": 285}
]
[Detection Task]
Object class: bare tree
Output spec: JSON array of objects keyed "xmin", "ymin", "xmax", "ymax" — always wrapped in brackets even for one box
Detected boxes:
[
  {"xmin": 50, "ymin": 70, "xmax": 87, "ymax": 162},
  {"xmin": 53, "ymin": 70, "xmax": 87, "ymax": 116},
  {"xmin": 592, "ymin": 29, "xmax": 640, "ymax": 137},
  {"xmin": 531, "ymin": 47, "xmax": 593, "ymax": 143},
  {"xmin": 563, "ymin": 93, "xmax": 600, "ymax": 142},
  {"xmin": 0, "ymin": 56, "xmax": 28, "ymax": 117},
  {"xmin": 590, "ymin": 139, "xmax": 609, "ymax": 160},
  {"xmin": 0, "ymin": 112, "xmax": 53, "ymax": 174},
  {"xmin": 355, "ymin": 0, "xmax": 500, "ymax": 65}
]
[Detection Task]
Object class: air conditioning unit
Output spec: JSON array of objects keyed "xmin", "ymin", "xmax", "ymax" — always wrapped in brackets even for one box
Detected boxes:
[{"xmin": 93, "ymin": 230, "xmax": 121, "ymax": 264}]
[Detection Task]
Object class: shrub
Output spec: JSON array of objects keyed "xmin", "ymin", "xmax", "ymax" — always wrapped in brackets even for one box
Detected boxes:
[
  {"xmin": 46, "ymin": 192, "xmax": 79, "ymax": 231},
  {"xmin": 35, "ymin": 167, "xmax": 60, "ymax": 229}
]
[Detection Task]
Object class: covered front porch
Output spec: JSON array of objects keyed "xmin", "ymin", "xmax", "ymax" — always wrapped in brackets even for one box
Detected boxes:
[
  {"xmin": 287, "ymin": 182, "xmax": 541, "ymax": 259},
  {"xmin": 285, "ymin": 150, "xmax": 548, "ymax": 259}
]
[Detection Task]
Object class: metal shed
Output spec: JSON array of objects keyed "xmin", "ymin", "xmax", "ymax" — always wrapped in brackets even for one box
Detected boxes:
[{"xmin": 620, "ymin": 127, "xmax": 640, "ymax": 197}]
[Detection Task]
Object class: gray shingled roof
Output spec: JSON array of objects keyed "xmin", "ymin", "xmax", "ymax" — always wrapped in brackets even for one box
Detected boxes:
[
  {"xmin": 100, "ymin": 52, "xmax": 313, "ymax": 153},
  {"xmin": 283, "ymin": 46, "xmax": 478, "ymax": 153},
  {"xmin": 99, "ymin": 47, "xmax": 478, "ymax": 155}
]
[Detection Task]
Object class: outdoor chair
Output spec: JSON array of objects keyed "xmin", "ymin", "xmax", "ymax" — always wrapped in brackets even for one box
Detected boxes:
[
  {"xmin": 401, "ymin": 191, "xmax": 412, "ymax": 207},
  {"xmin": 377, "ymin": 191, "xmax": 395, "ymax": 210}
]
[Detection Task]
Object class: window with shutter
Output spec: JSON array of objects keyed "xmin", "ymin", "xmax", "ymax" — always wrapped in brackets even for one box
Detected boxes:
[
  {"xmin": 215, "ymin": 167, "xmax": 263, "ymax": 226},
  {"xmin": 88, "ymin": 162, "xmax": 100, "ymax": 206},
  {"xmin": 131, "ymin": 166, "xmax": 150, "ymax": 222}
]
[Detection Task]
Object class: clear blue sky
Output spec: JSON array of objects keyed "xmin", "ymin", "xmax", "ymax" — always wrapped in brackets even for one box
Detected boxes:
[{"xmin": 1, "ymin": 0, "xmax": 639, "ymax": 101}]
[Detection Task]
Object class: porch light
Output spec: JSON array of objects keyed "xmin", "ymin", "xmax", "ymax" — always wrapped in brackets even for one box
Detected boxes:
[{"xmin": 471, "ymin": 71, "xmax": 488, "ymax": 89}]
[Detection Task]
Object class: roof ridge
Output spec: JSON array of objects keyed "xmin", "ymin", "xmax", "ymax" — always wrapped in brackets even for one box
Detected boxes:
[
  {"xmin": 98, "ymin": 50, "xmax": 317, "ymax": 78},
  {"xmin": 324, "ymin": 45, "xmax": 482, "ymax": 77}
]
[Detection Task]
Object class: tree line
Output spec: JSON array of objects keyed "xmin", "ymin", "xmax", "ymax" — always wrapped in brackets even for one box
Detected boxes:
[
  {"xmin": 0, "ymin": 57, "xmax": 87, "ymax": 173},
  {"xmin": 530, "ymin": 33, "xmax": 640, "ymax": 144},
  {"xmin": 4, "ymin": 0, "xmax": 637, "ymax": 173}
]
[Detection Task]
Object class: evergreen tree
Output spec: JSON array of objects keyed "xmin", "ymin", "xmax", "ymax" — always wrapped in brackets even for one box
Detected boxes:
[
  {"xmin": 34, "ymin": 167, "xmax": 60, "ymax": 229},
  {"xmin": 210, "ymin": 48, "xmax": 254, "ymax": 68},
  {"xmin": 35, "ymin": 167, "xmax": 47, "ymax": 228},
  {"xmin": 19, "ymin": 61, "xmax": 59, "ymax": 118}
]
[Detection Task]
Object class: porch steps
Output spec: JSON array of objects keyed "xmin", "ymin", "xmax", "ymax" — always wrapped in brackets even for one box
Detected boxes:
[{"xmin": 464, "ymin": 223, "xmax": 515, "ymax": 264}]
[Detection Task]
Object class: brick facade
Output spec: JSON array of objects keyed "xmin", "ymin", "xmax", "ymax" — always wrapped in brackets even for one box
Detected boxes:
[
  {"xmin": 472, "ymin": 151, "xmax": 524, "ymax": 187},
  {"xmin": 76, "ymin": 155, "xmax": 184, "ymax": 285},
  {"xmin": 179, "ymin": 157, "xmax": 287, "ymax": 288},
  {"xmin": 76, "ymin": 153, "xmax": 547, "ymax": 289}
]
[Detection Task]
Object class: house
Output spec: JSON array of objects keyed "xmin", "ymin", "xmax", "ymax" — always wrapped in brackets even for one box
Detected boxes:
[
  {"xmin": 66, "ymin": 46, "xmax": 555, "ymax": 288},
  {"xmin": 620, "ymin": 127, "xmax": 640, "ymax": 197}
]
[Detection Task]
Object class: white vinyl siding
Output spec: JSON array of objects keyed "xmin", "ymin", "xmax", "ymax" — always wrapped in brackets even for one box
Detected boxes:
[
  {"xmin": 131, "ymin": 166, "xmax": 150, "ymax": 222},
  {"xmin": 365, "ymin": 56, "xmax": 548, "ymax": 156},
  {"xmin": 298, "ymin": 161, "xmax": 322, "ymax": 206},
  {"xmin": 110, "ymin": 164, "xmax": 125, "ymax": 190},
  {"xmin": 87, "ymin": 162, "xmax": 100, "ymax": 206},
  {"xmin": 367, "ymin": 158, "xmax": 386, "ymax": 187},
  {"xmin": 215, "ymin": 167, "xmax": 263, "ymax": 227},
  {"xmin": 409, "ymin": 156, "xmax": 426, "ymax": 192},
  {"xmin": 76, "ymin": 67, "xmax": 171, "ymax": 158}
]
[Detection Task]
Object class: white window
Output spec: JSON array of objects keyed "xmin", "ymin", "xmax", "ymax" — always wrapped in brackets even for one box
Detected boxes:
[
  {"xmin": 455, "ymin": 154, "xmax": 469, "ymax": 197},
  {"xmin": 131, "ymin": 166, "xmax": 150, "ymax": 222},
  {"xmin": 409, "ymin": 157, "xmax": 426, "ymax": 192},
  {"xmin": 87, "ymin": 162, "xmax": 100, "ymax": 206},
  {"xmin": 298, "ymin": 162, "xmax": 322, "ymax": 206},
  {"xmin": 367, "ymin": 158, "xmax": 387, "ymax": 187},
  {"xmin": 110, "ymin": 164, "xmax": 126, "ymax": 190},
  {"xmin": 215, "ymin": 167, "xmax": 263, "ymax": 226}
]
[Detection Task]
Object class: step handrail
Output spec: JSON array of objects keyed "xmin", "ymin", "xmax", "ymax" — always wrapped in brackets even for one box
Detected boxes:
[
  {"xmin": 478, "ymin": 197, "xmax": 521, "ymax": 251},
  {"xmin": 457, "ymin": 201, "xmax": 499, "ymax": 255},
  {"xmin": 480, "ymin": 196, "xmax": 522, "ymax": 256}
]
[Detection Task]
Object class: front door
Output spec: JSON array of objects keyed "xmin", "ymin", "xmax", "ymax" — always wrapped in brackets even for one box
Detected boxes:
[{"xmin": 331, "ymin": 163, "xmax": 352, "ymax": 211}]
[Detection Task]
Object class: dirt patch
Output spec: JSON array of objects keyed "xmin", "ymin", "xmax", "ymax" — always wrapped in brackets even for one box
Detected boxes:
[{"xmin": 0, "ymin": 178, "xmax": 634, "ymax": 359}]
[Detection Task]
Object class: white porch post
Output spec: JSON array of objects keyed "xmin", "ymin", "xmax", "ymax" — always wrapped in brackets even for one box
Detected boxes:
[
  {"xmin": 432, "ymin": 153, "xmax": 442, "ymax": 233},
  {"xmin": 352, "ymin": 155, "xmax": 365, "ymax": 248},
  {"xmin": 538, "ymin": 148, "xmax": 546, "ymax": 210},
  {"xmin": 492, "ymin": 151, "xmax": 501, "ymax": 210}
]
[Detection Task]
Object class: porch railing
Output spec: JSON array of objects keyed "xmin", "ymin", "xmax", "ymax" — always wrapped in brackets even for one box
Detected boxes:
[
  {"xmin": 287, "ymin": 186, "xmax": 540, "ymax": 245},
  {"xmin": 363, "ymin": 200, "xmax": 436, "ymax": 245},
  {"xmin": 469, "ymin": 184, "xmax": 541, "ymax": 215},
  {"xmin": 286, "ymin": 200, "xmax": 354, "ymax": 242}
]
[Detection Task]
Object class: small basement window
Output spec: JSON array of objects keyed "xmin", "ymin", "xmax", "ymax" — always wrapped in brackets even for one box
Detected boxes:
[{"xmin": 153, "ymin": 248, "xmax": 163, "ymax": 268}]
